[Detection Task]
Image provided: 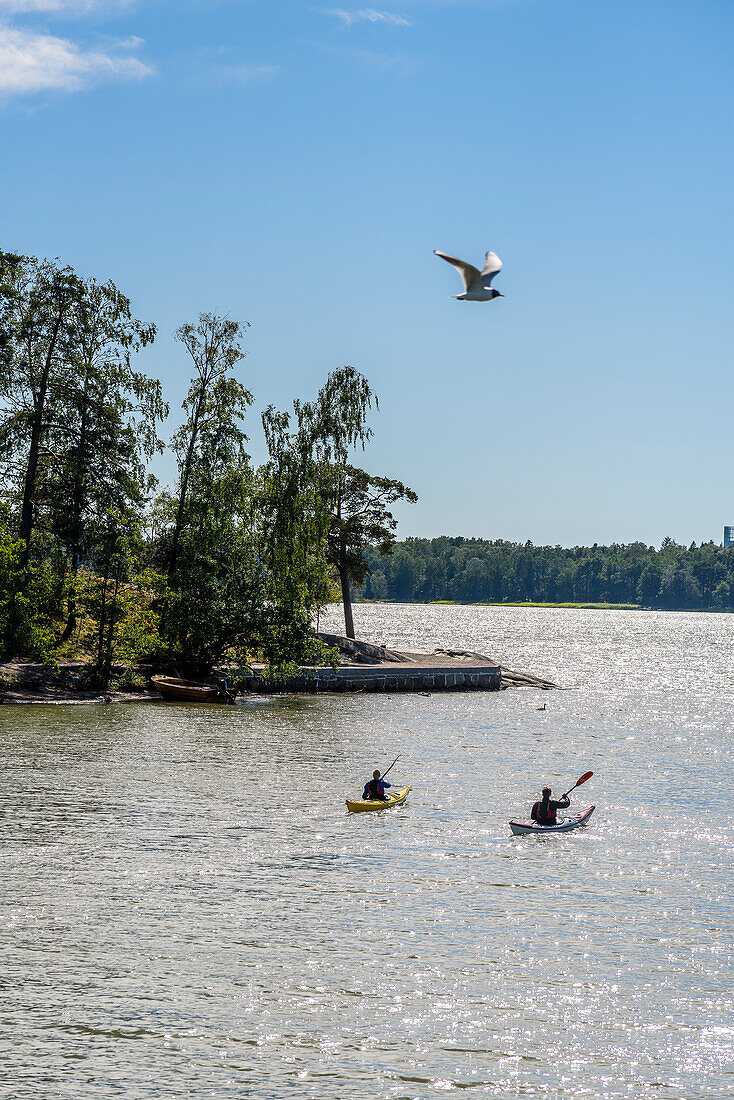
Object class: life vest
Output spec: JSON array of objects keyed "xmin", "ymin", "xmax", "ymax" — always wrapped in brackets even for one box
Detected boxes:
[
  {"xmin": 532, "ymin": 799, "xmax": 556, "ymax": 825},
  {"xmin": 368, "ymin": 777, "xmax": 383, "ymax": 799}
]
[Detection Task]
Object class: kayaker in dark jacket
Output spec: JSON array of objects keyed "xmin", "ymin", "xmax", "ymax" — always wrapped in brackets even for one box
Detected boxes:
[
  {"xmin": 531, "ymin": 786, "xmax": 570, "ymax": 825},
  {"xmin": 363, "ymin": 769, "xmax": 391, "ymax": 801}
]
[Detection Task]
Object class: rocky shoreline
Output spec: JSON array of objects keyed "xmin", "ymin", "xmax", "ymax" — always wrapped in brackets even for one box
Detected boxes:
[
  {"xmin": 0, "ymin": 636, "xmax": 555, "ymax": 706},
  {"xmin": 0, "ymin": 661, "xmax": 160, "ymax": 706}
]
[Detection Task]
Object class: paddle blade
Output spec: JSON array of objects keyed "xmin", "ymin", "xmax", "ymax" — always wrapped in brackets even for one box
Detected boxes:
[{"xmin": 561, "ymin": 770, "xmax": 594, "ymax": 798}]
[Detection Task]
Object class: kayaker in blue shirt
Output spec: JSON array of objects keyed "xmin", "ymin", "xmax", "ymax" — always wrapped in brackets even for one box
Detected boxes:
[
  {"xmin": 531, "ymin": 786, "xmax": 570, "ymax": 825},
  {"xmin": 363, "ymin": 769, "xmax": 391, "ymax": 801}
]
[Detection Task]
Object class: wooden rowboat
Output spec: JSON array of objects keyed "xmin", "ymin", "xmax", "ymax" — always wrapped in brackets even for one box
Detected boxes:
[{"xmin": 151, "ymin": 675, "xmax": 234, "ymax": 704}]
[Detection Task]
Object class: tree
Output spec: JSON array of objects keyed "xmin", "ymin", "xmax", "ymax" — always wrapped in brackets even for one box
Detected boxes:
[
  {"xmin": 0, "ymin": 504, "xmax": 23, "ymax": 650},
  {"xmin": 326, "ymin": 465, "xmax": 417, "ymax": 637},
  {"xmin": 168, "ymin": 313, "xmax": 252, "ymax": 575},
  {"xmin": 161, "ymin": 316, "xmax": 335, "ymax": 676},
  {"xmin": 0, "ymin": 253, "xmax": 85, "ymax": 652},
  {"xmin": 44, "ymin": 278, "xmax": 164, "ymax": 642},
  {"xmin": 260, "ymin": 403, "xmax": 335, "ymax": 626},
  {"xmin": 637, "ymin": 562, "xmax": 661, "ymax": 606},
  {"xmin": 0, "ymin": 504, "xmax": 71, "ymax": 660},
  {"xmin": 0, "ymin": 254, "xmax": 165, "ymax": 657},
  {"xmin": 294, "ymin": 366, "xmax": 416, "ymax": 638},
  {"xmin": 78, "ymin": 511, "xmax": 165, "ymax": 689},
  {"xmin": 162, "ymin": 457, "xmax": 335, "ymax": 678}
]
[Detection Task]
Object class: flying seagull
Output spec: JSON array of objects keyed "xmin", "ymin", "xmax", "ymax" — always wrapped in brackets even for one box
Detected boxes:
[{"xmin": 434, "ymin": 248, "xmax": 504, "ymax": 302}]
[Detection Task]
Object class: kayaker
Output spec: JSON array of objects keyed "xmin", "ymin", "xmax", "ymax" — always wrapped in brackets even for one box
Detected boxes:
[
  {"xmin": 363, "ymin": 769, "xmax": 391, "ymax": 801},
  {"xmin": 531, "ymin": 786, "xmax": 570, "ymax": 825}
]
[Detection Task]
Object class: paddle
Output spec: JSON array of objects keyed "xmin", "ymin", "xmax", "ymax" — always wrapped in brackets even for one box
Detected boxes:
[
  {"xmin": 561, "ymin": 770, "xmax": 593, "ymax": 799},
  {"xmin": 379, "ymin": 753, "xmax": 401, "ymax": 781}
]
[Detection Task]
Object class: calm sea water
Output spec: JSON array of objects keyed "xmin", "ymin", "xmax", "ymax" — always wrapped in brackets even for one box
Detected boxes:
[{"xmin": 1, "ymin": 605, "xmax": 732, "ymax": 1099}]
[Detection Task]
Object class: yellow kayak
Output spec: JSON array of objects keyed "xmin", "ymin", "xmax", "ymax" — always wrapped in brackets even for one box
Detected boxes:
[{"xmin": 346, "ymin": 785, "xmax": 412, "ymax": 814}]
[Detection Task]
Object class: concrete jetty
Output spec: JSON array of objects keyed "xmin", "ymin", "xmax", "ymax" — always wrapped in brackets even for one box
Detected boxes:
[{"xmin": 245, "ymin": 634, "xmax": 555, "ymax": 694}]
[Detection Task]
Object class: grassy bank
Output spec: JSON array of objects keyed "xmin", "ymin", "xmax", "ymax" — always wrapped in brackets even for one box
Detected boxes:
[{"xmin": 427, "ymin": 600, "xmax": 641, "ymax": 610}]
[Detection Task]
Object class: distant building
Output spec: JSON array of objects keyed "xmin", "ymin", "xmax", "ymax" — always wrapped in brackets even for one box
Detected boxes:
[{"xmin": 725, "ymin": 526, "xmax": 734, "ymax": 548}]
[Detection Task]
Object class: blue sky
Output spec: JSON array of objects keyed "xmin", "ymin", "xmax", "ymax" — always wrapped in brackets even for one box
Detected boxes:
[{"xmin": 2, "ymin": 0, "xmax": 733, "ymax": 546}]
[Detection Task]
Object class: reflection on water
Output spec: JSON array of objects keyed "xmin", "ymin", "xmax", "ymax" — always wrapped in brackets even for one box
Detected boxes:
[{"xmin": 1, "ymin": 605, "xmax": 733, "ymax": 1098}]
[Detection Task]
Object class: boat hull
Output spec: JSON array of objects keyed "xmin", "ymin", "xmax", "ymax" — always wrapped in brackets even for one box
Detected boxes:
[
  {"xmin": 346, "ymin": 785, "xmax": 412, "ymax": 813},
  {"xmin": 509, "ymin": 805, "xmax": 595, "ymax": 836},
  {"xmin": 151, "ymin": 676, "xmax": 228, "ymax": 703}
]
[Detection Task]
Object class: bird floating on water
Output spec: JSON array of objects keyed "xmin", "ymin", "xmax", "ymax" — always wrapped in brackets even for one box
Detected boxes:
[{"xmin": 434, "ymin": 248, "xmax": 504, "ymax": 302}]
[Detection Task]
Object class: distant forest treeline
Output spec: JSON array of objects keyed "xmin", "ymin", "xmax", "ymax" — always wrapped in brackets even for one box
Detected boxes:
[{"xmin": 359, "ymin": 537, "xmax": 734, "ymax": 610}]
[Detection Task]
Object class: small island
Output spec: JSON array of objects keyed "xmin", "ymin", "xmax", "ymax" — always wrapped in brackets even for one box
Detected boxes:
[
  {"xmin": 0, "ymin": 631, "xmax": 554, "ymax": 705},
  {"xmin": 0, "ymin": 255, "xmax": 557, "ymax": 703}
]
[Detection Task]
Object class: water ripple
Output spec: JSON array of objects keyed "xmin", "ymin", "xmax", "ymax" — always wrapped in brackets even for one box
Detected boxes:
[{"xmin": 1, "ymin": 605, "xmax": 732, "ymax": 1098}]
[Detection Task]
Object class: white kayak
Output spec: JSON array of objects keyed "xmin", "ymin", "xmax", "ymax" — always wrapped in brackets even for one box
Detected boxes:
[{"xmin": 509, "ymin": 805, "xmax": 595, "ymax": 836}]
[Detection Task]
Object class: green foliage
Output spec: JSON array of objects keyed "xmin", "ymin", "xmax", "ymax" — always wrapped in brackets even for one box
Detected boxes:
[
  {"xmin": 161, "ymin": 321, "xmax": 339, "ymax": 676},
  {"xmin": 163, "ymin": 465, "xmax": 335, "ymax": 678},
  {"xmin": 168, "ymin": 313, "xmax": 252, "ymax": 574},
  {"xmin": 294, "ymin": 364, "xmax": 376, "ymax": 465},
  {"xmin": 164, "ymin": 349, "xmax": 342, "ymax": 674},
  {"xmin": 360, "ymin": 536, "xmax": 734, "ymax": 611},
  {"xmin": 0, "ymin": 505, "xmax": 20, "ymax": 641},
  {"xmin": 0, "ymin": 251, "xmax": 166, "ymax": 654},
  {"xmin": 0, "ymin": 507, "xmax": 64, "ymax": 661},
  {"xmin": 77, "ymin": 516, "xmax": 166, "ymax": 689},
  {"xmin": 287, "ymin": 366, "xmax": 417, "ymax": 638},
  {"xmin": 111, "ymin": 668, "xmax": 148, "ymax": 692},
  {"xmin": 2, "ymin": 253, "xmax": 413, "ymax": 677},
  {"xmin": 0, "ymin": 252, "xmax": 89, "ymax": 652},
  {"xmin": 13, "ymin": 553, "xmax": 66, "ymax": 662},
  {"xmin": 163, "ymin": 305, "xmax": 312, "ymax": 673},
  {"xmin": 260, "ymin": 401, "xmax": 335, "ymax": 616},
  {"xmin": 326, "ymin": 464, "xmax": 418, "ymax": 587}
]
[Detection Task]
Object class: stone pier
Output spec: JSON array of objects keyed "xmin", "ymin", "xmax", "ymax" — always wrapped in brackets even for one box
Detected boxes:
[
  {"xmin": 244, "ymin": 657, "xmax": 503, "ymax": 694},
  {"xmin": 244, "ymin": 635, "xmax": 554, "ymax": 694}
]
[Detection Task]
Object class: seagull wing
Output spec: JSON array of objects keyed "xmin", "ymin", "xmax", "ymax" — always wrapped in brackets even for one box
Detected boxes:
[
  {"xmin": 480, "ymin": 251, "xmax": 502, "ymax": 287},
  {"xmin": 434, "ymin": 250, "xmax": 483, "ymax": 292}
]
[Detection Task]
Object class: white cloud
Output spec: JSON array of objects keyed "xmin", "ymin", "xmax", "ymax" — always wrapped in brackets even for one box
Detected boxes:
[
  {"xmin": 325, "ymin": 8, "xmax": 412, "ymax": 28},
  {"xmin": 216, "ymin": 62, "xmax": 279, "ymax": 84},
  {"xmin": 0, "ymin": 1, "xmax": 128, "ymax": 11},
  {"xmin": 0, "ymin": 24, "xmax": 152, "ymax": 94}
]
